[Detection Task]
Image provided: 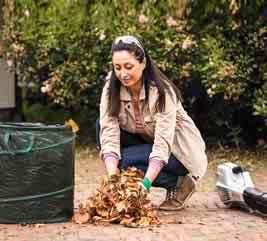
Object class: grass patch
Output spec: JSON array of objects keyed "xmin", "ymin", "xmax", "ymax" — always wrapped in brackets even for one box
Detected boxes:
[{"xmin": 207, "ymin": 147, "xmax": 267, "ymax": 172}]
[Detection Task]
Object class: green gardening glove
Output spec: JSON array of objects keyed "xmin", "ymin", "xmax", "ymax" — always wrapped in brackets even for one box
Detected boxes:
[{"xmin": 139, "ymin": 177, "xmax": 152, "ymax": 192}]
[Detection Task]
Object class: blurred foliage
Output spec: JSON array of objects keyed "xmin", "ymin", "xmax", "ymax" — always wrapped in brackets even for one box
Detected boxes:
[{"xmin": 1, "ymin": 0, "xmax": 266, "ymax": 147}]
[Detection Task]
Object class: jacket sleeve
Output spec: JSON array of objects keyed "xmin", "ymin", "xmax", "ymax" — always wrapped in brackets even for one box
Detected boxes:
[
  {"xmin": 149, "ymin": 87, "xmax": 177, "ymax": 164},
  {"xmin": 99, "ymin": 81, "xmax": 121, "ymax": 160}
]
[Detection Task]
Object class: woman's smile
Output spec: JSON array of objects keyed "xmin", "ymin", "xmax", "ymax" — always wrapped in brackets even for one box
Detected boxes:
[{"xmin": 121, "ymin": 78, "xmax": 131, "ymax": 85}]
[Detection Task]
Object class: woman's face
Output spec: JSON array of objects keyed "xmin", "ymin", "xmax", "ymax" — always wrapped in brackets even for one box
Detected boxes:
[{"xmin": 112, "ymin": 50, "xmax": 145, "ymax": 89}]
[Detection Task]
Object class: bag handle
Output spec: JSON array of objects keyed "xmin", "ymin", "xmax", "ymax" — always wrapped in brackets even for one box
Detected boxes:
[{"xmin": 4, "ymin": 132, "xmax": 34, "ymax": 155}]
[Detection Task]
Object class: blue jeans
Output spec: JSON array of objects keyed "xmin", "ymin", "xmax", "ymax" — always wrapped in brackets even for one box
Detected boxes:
[{"xmin": 96, "ymin": 119, "xmax": 188, "ymax": 189}]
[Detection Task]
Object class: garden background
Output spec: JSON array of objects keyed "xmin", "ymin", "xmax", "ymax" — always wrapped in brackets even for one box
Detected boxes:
[{"xmin": 0, "ymin": 0, "xmax": 266, "ymax": 149}]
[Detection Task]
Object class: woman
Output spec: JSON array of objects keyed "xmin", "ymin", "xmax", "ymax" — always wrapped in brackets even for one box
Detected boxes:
[{"xmin": 96, "ymin": 35, "xmax": 207, "ymax": 211}]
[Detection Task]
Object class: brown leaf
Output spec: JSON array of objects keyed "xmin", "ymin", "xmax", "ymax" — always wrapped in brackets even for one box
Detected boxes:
[
  {"xmin": 96, "ymin": 207, "xmax": 109, "ymax": 218},
  {"xmin": 73, "ymin": 212, "xmax": 90, "ymax": 224},
  {"xmin": 75, "ymin": 167, "xmax": 160, "ymax": 227},
  {"xmin": 34, "ymin": 224, "xmax": 45, "ymax": 228},
  {"xmin": 116, "ymin": 201, "xmax": 127, "ymax": 212},
  {"xmin": 120, "ymin": 217, "xmax": 135, "ymax": 225},
  {"xmin": 138, "ymin": 217, "xmax": 151, "ymax": 227}
]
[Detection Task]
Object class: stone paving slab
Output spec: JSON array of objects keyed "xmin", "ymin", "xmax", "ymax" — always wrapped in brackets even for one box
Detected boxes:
[{"xmin": 0, "ymin": 148, "xmax": 266, "ymax": 241}]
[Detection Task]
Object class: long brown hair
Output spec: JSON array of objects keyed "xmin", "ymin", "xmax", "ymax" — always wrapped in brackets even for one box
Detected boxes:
[{"xmin": 108, "ymin": 38, "xmax": 182, "ymax": 117}]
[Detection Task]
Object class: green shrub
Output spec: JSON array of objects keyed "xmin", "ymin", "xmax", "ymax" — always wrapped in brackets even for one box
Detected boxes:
[{"xmin": 1, "ymin": 0, "xmax": 266, "ymax": 147}]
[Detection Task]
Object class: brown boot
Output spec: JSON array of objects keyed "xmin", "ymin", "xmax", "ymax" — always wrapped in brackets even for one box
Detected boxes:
[{"xmin": 159, "ymin": 175, "xmax": 196, "ymax": 211}]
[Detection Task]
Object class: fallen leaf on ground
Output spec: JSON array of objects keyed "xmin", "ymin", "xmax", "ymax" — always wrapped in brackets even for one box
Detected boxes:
[
  {"xmin": 73, "ymin": 211, "xmax": 90, "ymax": 224},
  {"xmin": 34, "ymin": 224, "xmax": 45, "ymax": 228}
]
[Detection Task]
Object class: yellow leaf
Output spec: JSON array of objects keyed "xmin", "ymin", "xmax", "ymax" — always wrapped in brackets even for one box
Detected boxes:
[
  {"xmin": 65, "ymin": 119, "xmax": 79, "ymax": 133},
  {"xmin": 138, "ymin": 217, "xmax": 151, "ymax": 226},
  {"xmin": 116, "ymin": 201, "xmax": 127, "ymax": 212}
]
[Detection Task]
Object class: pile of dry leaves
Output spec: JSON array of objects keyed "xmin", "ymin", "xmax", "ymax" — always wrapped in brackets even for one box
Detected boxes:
[{"xmin": 73, "ymin": 167, "xmax": 160, "ymax": 227}]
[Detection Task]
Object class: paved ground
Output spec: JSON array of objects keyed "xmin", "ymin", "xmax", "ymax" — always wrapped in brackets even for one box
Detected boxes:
[{"xmin": 0, "ymin": 147, "xmax": 267, "ymax": 241}]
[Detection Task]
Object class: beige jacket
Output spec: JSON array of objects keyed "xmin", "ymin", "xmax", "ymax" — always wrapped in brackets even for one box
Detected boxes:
[{"xmin": 100, "ymin": 81, "xmax": 208, "ymax": 180}]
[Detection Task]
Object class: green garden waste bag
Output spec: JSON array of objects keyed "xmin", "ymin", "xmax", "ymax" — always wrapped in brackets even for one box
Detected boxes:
[{"xmin": 0, "ymin": 123, "xmax": 75, "ymax": 224}]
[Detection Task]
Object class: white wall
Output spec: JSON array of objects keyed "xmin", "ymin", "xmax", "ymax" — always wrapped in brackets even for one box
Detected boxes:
[{"xmin": 0, "ymin": 58, "xmax": 15, "ymax": 108}]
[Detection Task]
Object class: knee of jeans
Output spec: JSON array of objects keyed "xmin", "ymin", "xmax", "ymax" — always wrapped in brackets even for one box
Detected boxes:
[
  {"xmin": 95, "ymin": 118, "xmax": 100, "ymax": 130},
  {"xmin": 95, "ymin": 118, "xmax": 101, "ymax": 148},
  {"xmin": 118, "ymin": 158, "xmax": 130, "ymax": 170}
]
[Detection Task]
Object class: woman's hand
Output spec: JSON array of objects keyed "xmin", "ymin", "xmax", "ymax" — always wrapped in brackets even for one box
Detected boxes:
[{"xmin": 137, "ymin": 178, "xmax": 151, "ymax": 197}]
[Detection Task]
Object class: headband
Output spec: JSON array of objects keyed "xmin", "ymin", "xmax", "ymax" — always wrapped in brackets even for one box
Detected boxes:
[{"xmin": 113, "ymin": 35, "xmax": 145, "ymax": 55}]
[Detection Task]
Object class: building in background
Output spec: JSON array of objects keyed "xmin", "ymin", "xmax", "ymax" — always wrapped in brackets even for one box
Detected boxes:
[
  {"xmin": 0, "ymin": 58, "xmax": 17, "ymax": 121},
  {"xmin": 0, "ymin": 2, "xmax": 22, "ymax": 122}
]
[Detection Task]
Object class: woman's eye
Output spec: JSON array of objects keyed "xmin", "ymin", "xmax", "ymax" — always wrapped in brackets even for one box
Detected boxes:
[{"xmin": 125, "ymin": 66, "xmax": 133, "ymax": 70}]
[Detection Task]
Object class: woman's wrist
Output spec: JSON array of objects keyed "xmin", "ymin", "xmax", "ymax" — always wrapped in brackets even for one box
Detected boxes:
[
  {"xmin": 144, "ymin": 158, "xmax": 165, "ymax": 184},
  {"xmin": 103, "ymin": 153, "xmax": 119, "ymax": 176}
]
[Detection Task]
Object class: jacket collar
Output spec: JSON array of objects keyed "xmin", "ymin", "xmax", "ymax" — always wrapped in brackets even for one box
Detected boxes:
[{"xmin": 120, "ymin": 83, "xmax": 146, "ymax": 101}]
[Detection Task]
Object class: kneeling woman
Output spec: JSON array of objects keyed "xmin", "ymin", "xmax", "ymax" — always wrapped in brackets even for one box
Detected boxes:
[{"xmin": 96, "ymin": 35, "xmax": 208, "ymax": 210}]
